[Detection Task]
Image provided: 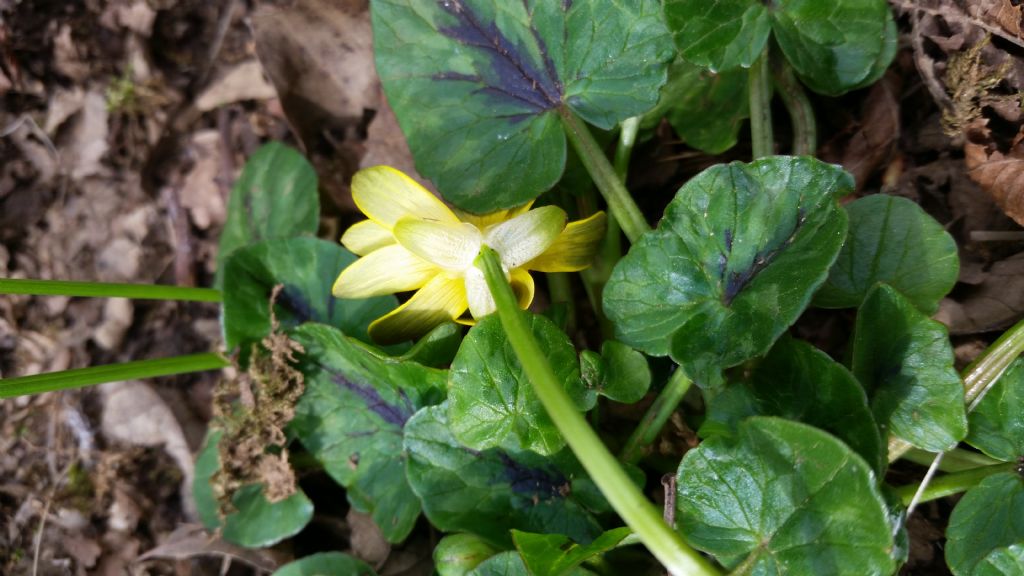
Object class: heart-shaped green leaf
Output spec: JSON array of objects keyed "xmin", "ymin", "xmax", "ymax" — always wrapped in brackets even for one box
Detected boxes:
[
  {"xmin": 815, "ymin": 194, "xmax": 959, "ymax": 314},
  {"xmin": 271, "ymin": 552, "xmax": 377, "ymax": 576},
  {"xmin": 512, "ymin": 527, "xmax": 632, "ymax": 576},
  {"xmin": 676, "ymin": 417, "xmax": 895, "ymax": 574},
  {"xmin": 288, "ymin": 324, "xmax": 447, "ymax": 543},
  {"xmin": 946, "ymin": 473, "xmax": 1024, "ymax": 576},
  {"xmin": 665, "ymin": 0, "xmax": 895, "ymax": 95},
  {"xmin": 643, "ymin": 60, "xmax": 749, "ymax": 155},
  {"xmin": 404, "ymin": 405, "xmax": 602, "ymax": 547},
  {"xmin": 579, "ymin": 340, "xmax": 651, "ymax": 405},
  {"xmin": 448, "ymin": 314, "xmax": 591, "ymax": 456},
  {"xmin": 853, "ymin": 284, "xmax": 967, "ymax": 452},
  {"xmin": 603, "ymin": 156, "xmax": 851, "ymax": 384},
  {"xmin": 977, "ymin": 544, "xmax": 1024, "ymax": 576},
  {"xmin": 193, "ymin": 430, "xmax": 314, "ymax": 549},
  {"xmin": 468, "ymin": 551, "xmax": 596, "ymax": 576},
  {"xmin": 221, "ymin": 237, "xmax": 397, "ymax": 351},
  {"xmin": 434, "ymin": 534, "xmax": 500, "ymax": 576},
  {"xmin": 702, "ymin": 335, "xmax": 885, "ymax": 474},
  {"xmin": 966, "ymin": 358, "xmax": 1024, "ymax": 463},
  {"xmin": 372, "ymin": 0, "xmax": 673, "ymax": 213},
  {"xmin": 217, "ymin": 143, "xmax": 319, "ymax": 286}
]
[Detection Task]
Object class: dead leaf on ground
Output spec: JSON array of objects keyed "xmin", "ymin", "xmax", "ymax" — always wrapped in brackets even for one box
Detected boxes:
[
  {"xmin": 137, "ymin": 524, "xmax": 278, "ymax": 572},
  {"xmin": 936, "ymin": 251, "xmax": 1024, "ymax": 334},
  {"xmin": 348, "ymin": 509, "xmax": 391, "ymax": 568},
  {"xmin": 963, "ymin": 120, "xmax": 1024, "ymax": 226},
  {"xmin": 64, "ymin": 89, "xmax": 110, "ymax": 179},
  {"xmin": 179, "ymin": 130, "xmax": 226, "ymax": 230},
  {"xmin": 828, "ymin": 71, "xmax": 901, "ymax": 191},
  {"xmin": 253, "ymin": 0, "xmax": 377, "ymax": 148},
  {"xmin": 195, "ymin": 60, "xmax": 277, "ymax": 113},
  {"xmin": 361, "ymin": 88, "xmax": 433, "ymax": 191}
]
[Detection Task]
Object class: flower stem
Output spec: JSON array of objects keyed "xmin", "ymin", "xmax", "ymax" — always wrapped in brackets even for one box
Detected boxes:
[
  {"xmin": 0, "ymin": 353, "xmax": 229, "ymax": 398},
  {"xmin": 0, "ymin": 278, "xmax": 221, "ymax": 302},
  {"xmin": 889, "ymin": 316, "xmax": 1024, "ymax": 462},
  {"xmin": 558, "ymin": 107, "xmax": 651, "ymax": 244},
  {"xmin": 547, "ymin": 272, "xmax": 577, "ymax": 334},
  {"xmin": 476, "ymin": 246, "xmax": 720, "ymax": 576},
  {"xmin": 893, "ymin": 462, "xmax": 1017, "ymax": 506},
  {"xmin": 771, "ymin": 60, "xmax": 816, "ymax": 155},
  {"xmin": 901, "ymin": 447, "xmax": 1002, "ymax": 472},
  {"xmin": 619, "ymin": 368, "xmax": 693, "ymax": 464},
  {"xmin": 748, "ymin": 47, "xmax": 774, "ymax": 159}
]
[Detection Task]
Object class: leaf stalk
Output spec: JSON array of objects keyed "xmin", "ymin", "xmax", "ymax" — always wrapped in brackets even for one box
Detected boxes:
[
  {"xmin": 748, "ymin": 48, "xmax": 775, "ymax": 159},
  {"xmin": 0, "ymin": 278, "xmax": 221, "ymax": 302}
]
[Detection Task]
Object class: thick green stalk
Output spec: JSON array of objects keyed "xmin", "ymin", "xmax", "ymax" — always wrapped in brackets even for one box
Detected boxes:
[
  {"xmin": 0, "ymin": 353, "xmax": 229, "ymax": 398},
  {"xmin": 619, "ymin": 368, "xmax": 693, "ymax": 464},
  {"xmin": 0, "ymin": 278, "xmax": 221, "ymax": 302},
  {"xmin": 902, "ymin": 447, "xmax": 1002, "ymax": 472},
  {"xmin": 893, "ymin": 462, "xmax": 1017, "ymax": 506},
  {"xmin": 558, "ymin": 107, "xmax": 650, "ymax": 244},
  {"xmin": 476, "ymin": 247, "xmax": 720, "ymax": 576},
  {"xmin": 771, "ymin": 61, "xmax": 816, "ymax": 155},
  {"xmin": 547, "ymin": 272, "xmax": 577, "ymax": 334},
  {"xmin": 748, "ymin": 48, "xmax": 774, "ymax": 159}
]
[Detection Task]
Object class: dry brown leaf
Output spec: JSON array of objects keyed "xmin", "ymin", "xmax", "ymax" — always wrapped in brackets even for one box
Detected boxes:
[
  {"xmin": 839, "ymin": 72, "xmax": 901, "ymax": 190},
  {"xmin": 195, "ymin": 60, "xmax": 277, "ymax": 113},
  {"xmin": 348, "ymin": 509, "xmax": 391, "ymax": 568},
  {"xmin": 253, "ymin": 0, "xmax": 377, "ymax": 148},
  {"xmin": 964, "ymin": 121, "xmax": 1024, "ymax": 225},
  {"xmin": 137, "ymin": 524, "xmax": 278, "ymax": 572},
  {"xmin": 936, "ymin": 251, "xmax": 1024, "ymax": 334},
  {"xmin": 65, "ymin": 89, "xmax": 110, "ymax": 179},
  {"xmin": 179, "ymin": 130, "xmax": 226, "ymax": 230},
  {"xmin": 361, "ymin": 89, "xmax": 433, "ymax": 191}
]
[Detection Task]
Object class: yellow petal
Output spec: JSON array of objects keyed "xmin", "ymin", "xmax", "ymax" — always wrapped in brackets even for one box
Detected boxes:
[
  {"xmin": 341, "ymin": 220, "xmax": 394, "ymax": 256},
  {"xmin": 453, "ymin": 200, "xmax": 535, "ymax": 230},
  {"xmin": 525, "ymin": 212, "xmax": 607, "ymax": 272},
  {"xmin": 393, "ymin": 217, "xmax": 482, "ymax": 272},
  {"xmin": 369, "ymin": 274, "xmax": 468, "ymax": 345},
  {"xmin": 332, "ymin": 245, "xmax": 439, "ymax": 298},
  {"xmin": 485, "ymin": 205, "xmax": 567, "ymax": 270},
  {"xmin": 510, "ymin": 268, "xmax": 535, "ymax": 310},
  {"xmin": 352, "ymin": 166, "xmax": 459, "ymax": 228}
]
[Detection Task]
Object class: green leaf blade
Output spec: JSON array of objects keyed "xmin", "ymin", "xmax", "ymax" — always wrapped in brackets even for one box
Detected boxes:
[
  {"xmin": 966, "ymin": 358, "xmax": 1024, "ymax": 463},
  {"xmin": 816, "ymin": 194, "xmax": 959, "ymax": 314},
  {"xmin": 288, "ymin": 324, "xmax": 447, "ymax": 542},
  {"xmin": 271, "ymin": 552, "xmax": 377, "ymax": 576},
  {"xmin": 677, "ymin": 417, "xmax": 896, "ymax": 575},
  {"xmin": 372, "ymin": 0, "xmax": 672, "ymax": 212},
  {"xmin": 664, "ymin": 0, "xmax": 771, "ymax": 71},
  {"xmin": 946, "ymin": 473, "xmax": 1024, "ymax": 576},
  {"xmin": 604, "ymin": 156, "xmax": 851, "ymax": 383},
  {"xmin": 853, "ymin": 284, "xmax": 968, "ymax": 453}
]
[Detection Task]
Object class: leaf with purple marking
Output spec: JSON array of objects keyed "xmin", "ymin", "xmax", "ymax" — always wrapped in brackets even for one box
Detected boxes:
[
  {"xmin": 603, "ymin": 156, "xmax": 851, "ymax": 387},
  {"xmin": 404, "ymin": 404, "xmax": 603, "ymax": 547},
  {"xmin": 371, "ymin": 0, "xmax": 673, "ymax": 213},
  {"xmin": 221, "ymin": 237, "xmax": 397, "ymax": 353},
  {"xmin": 288, "ymin": 323, "xmax": 447, "ymax": 543}
]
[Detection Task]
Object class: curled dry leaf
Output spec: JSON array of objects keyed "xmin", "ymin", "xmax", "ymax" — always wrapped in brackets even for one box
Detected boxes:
[
  {"xmin": 964, "ymin": 120, "xmax": 1024, "ymax": 226},
  {"xmin": 936, "ymin": 251, "xmax": 1024, "ymax": 334},
  {"xmin": 835, "ymin": 72, "xmax": 901, "ymax": 191}
]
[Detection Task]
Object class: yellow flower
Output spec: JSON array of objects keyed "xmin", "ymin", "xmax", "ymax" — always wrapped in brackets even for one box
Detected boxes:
[{"xmin": 332, "ymin": 166, "xmax": 606, "ymax": 345}]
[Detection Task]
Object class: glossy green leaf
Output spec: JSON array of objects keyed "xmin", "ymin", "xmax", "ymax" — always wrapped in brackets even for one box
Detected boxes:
[
  {"xmin": 664, "ymin": 0, "xmax": 770, "ymax": 72},
  {"xmin": 469, "ymin": 552, "xmax": 595, "ymax": 576},
  {"xmin": 702, "ymin": 335, "xmax": 885, "ymax": 474},
  {"xmin": 816, "ymin": 195, "xmax": 959, "ymax": 314},
  {"xmin": 676, "ymin": 417, "xmax": 895, "ymax": 574},
  {"xmin": 404, "ymin": 405, "xmax": 602, "ymax": 547},
  {"xmin": 579, "ymin": 341, "xmax": 651, "ymax": 405},
  {"xmin": 288, "ymin": 324, "xmax": 447, "ymax": 543},
  {"xmin": 193, "ymin": 430, "xmax": 314, "ymax": 549},
  {"xmin": 512, "ymin": 527, "xmax": 631, "ymax": 576},
  {"xmin": 604, "ymin": 156, "xmax": 851, "ymax": 384},
  {"xmin": 665, "ymin": 0, "xmax": 895, "ymax": 95},
  {"xmin": 217, "ymin": 143, "xmax": 319, "ymax": 286},
  {"xmin": 946, "ymin": 473, "xmax": 1024, "ymax": 576},
  {"xmin": 967, "ymin": 358, "xmax": 1024, "ymax": 463},
  {"xmin": 977, "ymin": 544, "xmax": 1024, "ymax": 576},
  {"xmin": 449, "ymin": 314, "xmax": 590, "ymax": 456},
  {"xmin": 435, "ymin": 533, "xmax": 501, "ymax": 576},
  {"xmin": 853, "ymin": 284, "xmax": 967, "ymax": 452},
  {"xmin": 221, "ymin": 237, "xmax": 396, "ymax": 351},
  {"xmin": 271, "ymin": 552, "xmax": 376, "ymax": 576},
  {"xmin": 371, "ymin": 0, "xmax": 673, "ymax": 212},
  {"xmin": 397, "ymin": 322, "xmax": 463, "ymax": 368}
]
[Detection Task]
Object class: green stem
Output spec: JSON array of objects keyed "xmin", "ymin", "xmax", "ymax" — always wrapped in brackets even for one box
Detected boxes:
[
  {"xmin": 748, "ymin": 48, "xmax": 774, "ymax": 159},
  {"xmin": 547, "ymin": 272, "xmax": 577, "ymax": 335},
  {"xmin": 889, "ymin": 316, "xmax": 1024, "ymax": 462},
  {"xmin": 893, "ymin": 462, "xmax": 1017, "ymax": 506},
  {"xmin": 558, "ymin": 107, "xmax": 650, "ymax": 244},
  {"xmin": 0, "ymin": 278, "xmax": 221, "ymax": 302},
  {"xmin": 901, "ymin": 447, "xmax": 1003, "ymax": 472},
  {"xmin": 0, "ymin": 353, "xmax": 229, "ymax": 398},
  {"xmin": 476, "ymin": 247, "xmax": 720, "ymax": 576},
  {"xmin": 619, "ymin": 369, "xmax": 693, "ymax": 464},
  {"xmin": 771, "ymin": 61, "xmax": 816, "ymax": 155}
]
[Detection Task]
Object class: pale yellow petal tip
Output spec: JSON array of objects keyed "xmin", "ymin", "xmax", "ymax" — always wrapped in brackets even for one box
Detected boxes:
[
  {"xmin": 524, "ymin": 211, "xmax": 608, "ymax": 273},
  {"xmin": 341, "ymin": 219, "xmax": 394, "ymax": 256},
  {"xmin": 351, "ymin": 165, "xmax": 457, "ymax": 228}
]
